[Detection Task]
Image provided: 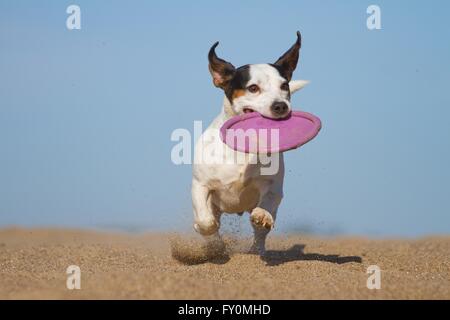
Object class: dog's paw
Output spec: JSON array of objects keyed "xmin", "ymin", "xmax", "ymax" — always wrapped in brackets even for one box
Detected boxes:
[
  {"xmin": 250, "ymin": 208, "xmax": 274, "ymax": 230},
  {"xmin": 194, "ymin": 217, "xmax": 220, "ymax": 236},
  {"xmin": 248, "ymin": 244, "xmax": 266, "ymax": 256}
]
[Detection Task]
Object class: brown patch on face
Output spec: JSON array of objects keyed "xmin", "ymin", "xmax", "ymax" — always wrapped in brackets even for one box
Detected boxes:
[
  {"xmin": 232, "ymin": 89, "xmax": 246, "ymax": 100},
  {"xmin": 224, "ymin": 65, "xmax": 251, "ymax": 103}
]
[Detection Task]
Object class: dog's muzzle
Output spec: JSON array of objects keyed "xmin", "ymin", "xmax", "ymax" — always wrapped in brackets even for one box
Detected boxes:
[{"xmin": 271, "ymin": 101, "xmax": 289, "ymax": 117}]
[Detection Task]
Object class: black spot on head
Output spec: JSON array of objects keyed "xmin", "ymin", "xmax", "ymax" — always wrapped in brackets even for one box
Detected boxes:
[
  {"xmin": 269, "ymin": 64, "xmax": 291, "ymax": 100},
  {"xmin": 269, "ymin": 64, "xmax": 289, "ymax": 82},
  {"xmin": 224, "ymin": 65, "xmax": 251, "ymax": 102}
]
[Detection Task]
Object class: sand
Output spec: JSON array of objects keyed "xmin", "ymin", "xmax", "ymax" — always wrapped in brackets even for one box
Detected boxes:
[{"xmin": 0, "ymin": 227, "xmax": 449, "ymax": 299}]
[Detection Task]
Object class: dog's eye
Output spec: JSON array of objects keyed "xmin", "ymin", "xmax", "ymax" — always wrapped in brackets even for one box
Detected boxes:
[
  {"xmin": 280, "ymin": 82, "xmax": 289, "ymax": 91},
  {"xmin": 247, "ymin": 84, "xmax": 260, "ymax": 93}
]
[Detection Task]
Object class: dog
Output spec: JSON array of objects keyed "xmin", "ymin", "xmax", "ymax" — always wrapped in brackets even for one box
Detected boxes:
[{"xmin": 192, "ymin": 31, "xmax": 308, "ymax": 255}]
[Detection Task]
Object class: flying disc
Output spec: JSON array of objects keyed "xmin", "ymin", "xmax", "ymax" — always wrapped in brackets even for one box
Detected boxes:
[{"xmin": 220, "ymin": 111, "xmax": 321, "ymax": 154}]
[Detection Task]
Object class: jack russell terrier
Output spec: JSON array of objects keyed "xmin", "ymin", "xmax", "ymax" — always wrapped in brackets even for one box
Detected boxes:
[{"xmin": 192, "ymin": 31, "xmax": 308, "ymax": 256}]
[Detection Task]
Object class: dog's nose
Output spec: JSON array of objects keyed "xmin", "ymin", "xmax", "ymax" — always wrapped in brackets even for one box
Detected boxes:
[{"xmin": 271, "ymin": 101, "xmax": 289, "ymax": 116}]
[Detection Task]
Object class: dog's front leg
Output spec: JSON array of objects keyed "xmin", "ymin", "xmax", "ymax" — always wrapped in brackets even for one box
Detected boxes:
[
  {"xmin": 249, "ymin": 190, "xmax": 282, "ymax": 255},
  {"xmin": 192, "ymin": 179, "xmax": 220, "ymax": 237}
]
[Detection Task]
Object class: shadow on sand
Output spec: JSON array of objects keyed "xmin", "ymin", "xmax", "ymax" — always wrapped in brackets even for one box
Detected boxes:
[
  {"xmin": 261, "ymin": 244, "xmax": 362, "ymax": 266},
  {"xmin": 172, "ymin": 236, "xmax": 362, "ymax": 266}
]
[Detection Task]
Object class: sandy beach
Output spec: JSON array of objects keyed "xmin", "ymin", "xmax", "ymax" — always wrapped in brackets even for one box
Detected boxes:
[{"xmin": 0, "ymin": 228, "xmax": 448, "ymax": 299}]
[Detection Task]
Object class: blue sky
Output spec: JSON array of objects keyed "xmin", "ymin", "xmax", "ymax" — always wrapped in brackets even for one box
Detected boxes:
[{"xmin": 1, "ymin": 0, "xmax": 449, "ymax": 236}]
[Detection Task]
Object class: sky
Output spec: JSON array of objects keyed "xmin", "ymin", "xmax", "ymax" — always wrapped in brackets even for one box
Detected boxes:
[{"xmin": 0, "ymin": 0, "xmax": 449, "ymax": 236}]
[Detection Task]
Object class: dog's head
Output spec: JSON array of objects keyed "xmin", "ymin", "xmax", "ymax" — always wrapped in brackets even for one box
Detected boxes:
[{"xmin": 208, "ymin": 31, "xmax": 305, "ymax": 119}]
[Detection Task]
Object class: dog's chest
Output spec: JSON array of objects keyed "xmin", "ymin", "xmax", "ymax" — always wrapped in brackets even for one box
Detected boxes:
[
  {"xmin": 192, "ymin": 144, "xmax": 260, "ymax": 212},
  {"xmin": 209, "ymin": 166, "xmax": 261, "ymax": 213},
  {"xmin": 193, "ymin": 112, "xmax": 273, "ymax": 212}
]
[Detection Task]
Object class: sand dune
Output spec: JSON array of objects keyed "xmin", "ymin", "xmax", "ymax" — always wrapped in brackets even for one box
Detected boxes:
[{"xmin": 0, "ymin": 228, "xmax": 449, "ymax": 299}]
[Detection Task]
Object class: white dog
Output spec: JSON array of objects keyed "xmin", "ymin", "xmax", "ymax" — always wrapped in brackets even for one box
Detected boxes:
[{"xmin": 192, "ymin": 32, "xmax": 308, "ymax": 255}]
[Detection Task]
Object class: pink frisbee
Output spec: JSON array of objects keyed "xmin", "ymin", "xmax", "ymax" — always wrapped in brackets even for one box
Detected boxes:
[{"xmin": 220, "ymin": 111, "xmax": 321, "ymax": 154}]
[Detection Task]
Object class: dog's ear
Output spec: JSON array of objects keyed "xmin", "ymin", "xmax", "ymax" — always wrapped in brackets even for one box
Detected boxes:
[
  {"xmin": 289, "ymin": 80, "xmax": 309, "ymax": 94},
  {"xmin": 274, "ymin": 31, "xmax": 302, "ymax": 81},
  {"xmin": 208, "ymin": 42, "xmax": 235, "ymax": 89}
]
